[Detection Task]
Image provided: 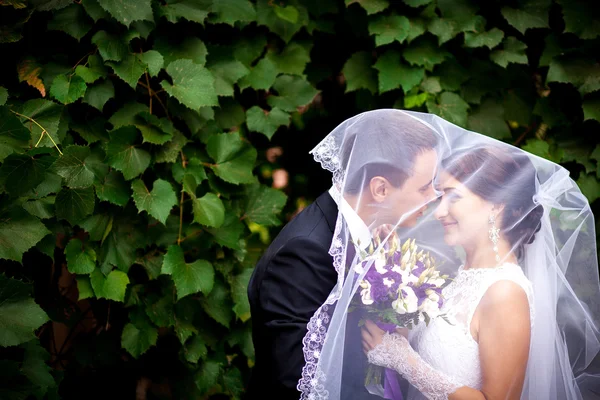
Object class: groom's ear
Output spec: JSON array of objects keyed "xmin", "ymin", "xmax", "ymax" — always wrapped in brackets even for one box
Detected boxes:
[{"xmin": 369, "ymin": 176, "xmax": 392, "ymax": 203}]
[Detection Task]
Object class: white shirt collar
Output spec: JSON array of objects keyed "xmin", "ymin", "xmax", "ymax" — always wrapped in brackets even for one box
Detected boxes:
[{"xmin": 329, "ymin": 186, "xmax": 372, "ymax": 250}]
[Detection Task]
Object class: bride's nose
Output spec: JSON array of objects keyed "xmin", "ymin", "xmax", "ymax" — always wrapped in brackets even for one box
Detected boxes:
[{"xmin": 434, "ymin": 199, "xmax": 448, "ymax": 220}]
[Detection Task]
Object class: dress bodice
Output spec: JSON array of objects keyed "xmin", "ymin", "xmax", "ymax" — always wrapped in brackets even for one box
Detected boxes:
[{"xmin": 408, "ymin": 263, "xmax": 535, "ymax": 392}]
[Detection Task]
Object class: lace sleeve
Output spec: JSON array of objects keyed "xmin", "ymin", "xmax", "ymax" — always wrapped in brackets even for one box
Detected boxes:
[{"xmin": 367, "ymin": 332, "xmax": 463, "ymax": 400}]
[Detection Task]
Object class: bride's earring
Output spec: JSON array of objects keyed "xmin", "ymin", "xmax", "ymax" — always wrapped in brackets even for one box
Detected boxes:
[{"xmin": 488, "ymin": 212, "xmax": 500, "ymax": 263}]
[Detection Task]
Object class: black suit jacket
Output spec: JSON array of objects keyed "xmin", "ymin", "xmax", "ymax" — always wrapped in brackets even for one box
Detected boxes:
[{"xmin": 246, "ymin": 191, "xmax": 382, "ymax": 400}]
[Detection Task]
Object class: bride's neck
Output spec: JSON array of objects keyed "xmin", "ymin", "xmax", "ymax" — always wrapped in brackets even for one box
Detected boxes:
[{"xmin": 463, "ymin": 237, "xmax": 517, "ymax": 269}]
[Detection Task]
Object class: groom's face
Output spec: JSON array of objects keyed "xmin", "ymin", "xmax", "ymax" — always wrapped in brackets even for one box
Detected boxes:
[{"xmin": 385, "ymin": 149, "xmax": 438, "ymax": 227}]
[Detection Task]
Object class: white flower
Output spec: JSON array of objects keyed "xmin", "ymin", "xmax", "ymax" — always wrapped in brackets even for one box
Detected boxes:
[
  {"xmin": 354, "ymin": 263, "xmax": 365, "ymax": 274},
  {"xmin": 430, "ymin": 277, "xmax": 446, "ymax": 287},
  {"xmin": 420, "ymin": 297, "xmax": 441, "ymax": 319},
  {"xmin": 392, "ymin": 286, "xmax": 418, "ymax": 314},
  {"xmin": 383, "ymin": 277, "xmax": 394, "ymax": 287},
  {"xmin": 360, "ymin": 280, "xmax": 374, "ymax": 305},
  {"xmin": 374, "ymin": 258, "xmax": 387, "ymax": 274}
]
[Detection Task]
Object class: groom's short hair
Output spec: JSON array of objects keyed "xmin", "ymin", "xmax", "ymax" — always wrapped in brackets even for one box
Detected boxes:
[{"xmin": 339, "ymin": 110, "xmax": 438, "ymax": 195}]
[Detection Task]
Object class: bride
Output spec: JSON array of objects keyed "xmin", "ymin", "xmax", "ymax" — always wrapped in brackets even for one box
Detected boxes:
[
  {"xmin": 362, "ymin": 146, "xmax": 539, "ymax": 399},
  {"xmin": 298, "ymin": 110, "xmax": 600, "ymax": 400}
]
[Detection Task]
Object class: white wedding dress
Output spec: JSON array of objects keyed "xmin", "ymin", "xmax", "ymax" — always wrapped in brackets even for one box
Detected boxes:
[{"xmin": 402, "ymin": 262, "xmax": 535, "ymax": 398}]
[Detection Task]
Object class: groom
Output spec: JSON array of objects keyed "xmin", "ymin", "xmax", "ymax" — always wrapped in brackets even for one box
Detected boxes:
[{"xmin": 246, "ymin": 110, "xmax": 440, "ymax": 399}]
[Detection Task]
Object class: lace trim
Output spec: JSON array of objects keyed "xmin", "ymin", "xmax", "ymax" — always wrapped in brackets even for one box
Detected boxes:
[
  {"xmin": 311, "ymin": 134, "xmax": 343, "ymax": 186},
  {"xmin": 298, "ymin": 213, "xmax": 346, "ymax": 400},
  {"xmin": 367, "ymin": 333, "xmax": 462, "ymax": 400}
]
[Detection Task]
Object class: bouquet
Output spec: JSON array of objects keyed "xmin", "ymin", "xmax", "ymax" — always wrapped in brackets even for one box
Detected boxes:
[{"xmin": 351, "ymin": 234, "xmax": 449, "ymax": 399}]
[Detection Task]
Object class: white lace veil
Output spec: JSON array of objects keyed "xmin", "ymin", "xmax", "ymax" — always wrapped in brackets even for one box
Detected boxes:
[{"xmin": 297, "ymin": 109, "xmax": 600, "ymax": 400}]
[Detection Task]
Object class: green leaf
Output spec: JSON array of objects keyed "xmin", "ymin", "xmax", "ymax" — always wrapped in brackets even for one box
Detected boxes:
[
  {"xmin": 436, "ymin": 59, "xmax": 469, "ymax": 92},
  {"xmin": 107, "ymin": 53, "xmax": 147, "ymax": 89},
  {"xmin": 173, "ymin": 158, "xmax": 207, "ymax": 185},
  {"xmin": 246, "ymin": 106, "xmax": 290, "ymax": 139},
  {"xmin": 65, "ymin": 238, "xmax": 97, "ymax": 274},
  {"xmin": 154, "ymin": 37, "xmax": 208, "ymax": 68},
  {"xmin": 200, "ymin": 279, "xmax": 233, "ymax": 327},
  {"xmin": 158, "ymin": 0, "xmax": 209, "ymax": 24},
  {"xmin": 583, "ymin": 97, "xmax": 600, "ymax": 122},
  {"xmin": 50, "ymin": 145, "xmax": 94, "ymax": 188},
  {"xmin": 501, "ymin": 0, "xmax": 550, "ymax": 34},
  {"xmin": 184, "ymin": 335, "xmax": 207, "ymax": 363},
  {"xmin": 161, "ymin": 245, "xmax": 215, "ymax": 300},
  {"xmin": 91, "ymin": 30, "xmax": 128, "ymax": 62},
  {"xmin": 49, "ymin": 74, "xmax": 87, "ymax": 105},
  {"xmin": 21, "ymin": 339, "xmax": 55, "ymax": 396},
  {"xmin": 90, "ymin": 268, "xmax": 129, "ymax": 301},
  {"xmin": 121, "ymin": 311, "xmax": 157, "ymax": 357},
  {"xmin": 557, "ymin": 0, "xmax": 600, "ymax": 40},
  {"xmin": 47, "ymin": 4, "xmax": 92, "ymax": 41},
  {"xmin": 100, "ymin": 218, "xmax": 142, "ymax": 272},
  {"xmin": 426, "ymin": 92, "xmax": 469, "ymax": 127},
  {"xmin": 145, "ymin": 292, "xmax": 175, "ymax": 327},
  {"xmin": 106, "ymin": 127, "xmax": 151, "ymax": 180},
  {"xmin": 19, "ymin": 99, "xmax": 64, "ymax": 148},
  {"xmin": 256, "ymin": 0, "xmax": 308, "ymax": 42},
  {"xmin": 231, "ymin": 269, "xmax": 253, "ymax": 321},
  {"xmin": 195, "ymin": 360, "xmax": 221, "ymax": 394},
  {"xmin": 243, "ymin": 182, "xmax": 287, "ymax": 226},
  {"xmin": 138, "ymin": 50, "xmax": 164, "ymax": 77},
  {"xmin": 0, "ymin": 208, "xmax": 50, "ymax": 262},
  {"xmin": 192, "ymin": 193, "xmax": 225, "ymax": 227},
  {"xmin": 577, "ymin": 173, "xmax": 600, "ymax": 203},
  {"xmin": 368, "ymin": 14, "xmax": 410, "ymax": 46},
  {"xmin": 155, "ymin": 130, "xmax": 190, "ymax": 164},
  {"xmin": 76, "ymin": 276, "xmax": 94, "ymax": 300},
  {"xmin": 0, "ymin": 107, "xmax": 30, "ymax": 162},
  {"xmin": 232, "ymin": 35, "xmax": 267, "ymax": 66},
  {"xmin": 265, "ymin": 42, "xmax": 311, "ymax": 76},
  {"xmin": 75, "ymin": 65, "xmax": 105, "ymax": 85},
  {"xmin": 273, "ymin": 4, "xmax": 298, "ymax": 23},
  {"xmin": 503, "ymin": 91, "xmax": 532, "ymax": 126},
  {"xmin": 547, "ymin": 57, "xmax": 600, "ymax": 95},
  {"xmin": 420, "ymin": 77, "xmax": 442, "ymax": 94},
  {"xmin": 55, "ymin": 186, "xmax": 96, "ymax": 225},
  {"xmin": 81, "ymin": 0, "xmax": 110, "ymax": 21},
  {"xmin": 108, "ymin": 102, "xmax": 148, "ymax": 129},
  {"xmin": 345, "ymin": 0, "xmax": 389, "ymax": 14},
  {"xmin": 464, "ymin": 28, "xmax": 504, "ymax": 49},
  {"xmin": 206, "ymin": 132, "xmax": 257, "ymax": 184},
  {"xmin": 135, "ymin": 112, "xmax": 174, "ymax": 145},
  {"xmin": 402, "ymin": 37, "xmax": 450, "ymax": 71},
  {"xmin": 374, "ymin": 50, "xmax": 424, "ymax": 94},
  {"xmin": 539, "ymin": 34, "xmax": 563, "ymax": 68},
  {"xmin": 0, "ymin": 154, "xmax": 53, "ymax": 197},
  {"xmin": 467, "ymin": 98, "xmax": 511, "ymax": 140},
  {"xmin": 214, "ymin": 98, "xmax": 245, "ymax": 130},
  {"xmin": 490, "ymin": 37, "xmax": 528, "ymax": 68},
  {"xmin": 80, "ymin": 213, "xmax": 112, "ymax": 242},
  {"xmin": 131, "ymin": 179, "xmax": 177, "ymax": 225},
  {"xmin": 266, "ymin": 75, "xmax": 319, "ymax": 112},
  {"xmin": 22, "ymin": 197, "xmax": 55, "ymax": 220},
  {"xmin": 342, "ymin": 51, "xmax": 377, "ymax": 94},
  {"xmin": 208, "ymin": 58, "xmax": 250, "ymax": 97},
  {"xmin": 237, "ymin": 57, "xmax": 278, "ymax": 91},
  {"xmin": 97, "ymin": 0, "xmax": 153, "ymax": 27},
  {"xmin": 33, "ymin": 0, "xmax": 72, "ymax": 11},
  {"xmin": 206, "ymin": 214, "xmax": 244, "ymax": 250},
  {"xmin": 0, "ymin": 87, "xmax": 7, "ymax": 105},
  {"xmin": 211, "ymin": 0, "xmax": 256, "ymax": 26},
  {"xmin": 95, "ymin": 170, "xmax": 130, "ymax": 206},
  {"xmin": 403, "ymin": 0, "xmax": 432, "ymax": 6},
  {"xmin": 83, "ymin": 80, "xmax": 114, "ymax": 111},
  {"xmin": 0, "ymin": 275, "xmax": 49, "ymax": 346},
  {"xmin": 162, "ymin": 59, "xmax": 218, "ymax": 110}
]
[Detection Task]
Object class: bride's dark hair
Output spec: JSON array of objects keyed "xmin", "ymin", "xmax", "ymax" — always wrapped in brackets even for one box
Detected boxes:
[{"xmin": 442, "ymin": 145, "xmax": 543, "ymax": 260}]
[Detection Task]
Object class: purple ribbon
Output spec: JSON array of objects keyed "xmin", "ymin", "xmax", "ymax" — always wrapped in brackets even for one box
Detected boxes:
[{"xmin": 376, "ymin": 322, "xmax": 404, "ymax": 400}]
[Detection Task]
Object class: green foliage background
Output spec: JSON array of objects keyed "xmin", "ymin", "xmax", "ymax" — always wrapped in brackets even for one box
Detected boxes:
[{"xmin": 0, "ymin": 0, "xmax": 599, "ymax": 399}]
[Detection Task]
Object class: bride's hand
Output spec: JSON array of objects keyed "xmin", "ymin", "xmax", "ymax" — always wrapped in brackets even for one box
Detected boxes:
[{"xmin": 362, "ymin": 321, "xmax": 410, "ymax": 354}]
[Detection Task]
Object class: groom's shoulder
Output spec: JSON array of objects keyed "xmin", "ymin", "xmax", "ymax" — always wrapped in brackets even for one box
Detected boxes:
[{"xmin": 276, "ymin": 191, "xmax": 336, "ymax": 244}]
